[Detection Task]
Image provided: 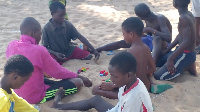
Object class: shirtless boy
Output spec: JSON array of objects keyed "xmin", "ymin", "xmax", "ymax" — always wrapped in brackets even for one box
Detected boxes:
[
  {"xmin": 154, "ymin": 0, "xmax": 197, "ymax": 80},
  {"xmin": 93, "ymin": 17, "xmax": 172, "ymax": 99},
  {"xmin": 96, "ymin": 3, "xmax": 172, "ymax": 64}
]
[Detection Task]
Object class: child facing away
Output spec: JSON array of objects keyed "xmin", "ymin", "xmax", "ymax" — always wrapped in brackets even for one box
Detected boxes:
[
  {"xmin": 92, "ymin": 17, "xmax": 172, "ymax": 99},
  {"xmin": 6, "ymin": 17, "xmax": 92, "ymax": 104},
  {"xmin": 50, "ymin": 51, "xmax": 153, "ymax": 112},
  {"xmin": 154, "ymin": 0, "xmax": 197, "ymax": 80},
  {"xmin": 0, "ymin": 55, "xmax": 38, "ymax": 112},
  {"xmin": 42, "ymin": 1, "xmax": 100, "ymax": 64}
]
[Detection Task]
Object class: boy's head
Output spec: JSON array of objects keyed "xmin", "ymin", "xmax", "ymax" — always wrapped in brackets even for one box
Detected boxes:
[
  {"xmin": 108, "ymin": 51, "xmax": 137, "ymax": 87},
  {"xmin": 134, "ymin": 3, "xmax": 151, "ymax": 20},
  {"xmin": 121, "ymin": 17, "xmax": 144, "ymax": 44},
  {"xmin": 173, "ymin": 0, "xmax": 190, "ymax": 8},
  {"xmin": 20, "ymin": 17, "xmax": 42, "ymax": 44},
  {"xmin": 50, "ymin": 1, "xmax": 66, "ymax": 24},
  {"xmin": 2, "ymin": 55, "xmax": 34, "ymax": 89}
]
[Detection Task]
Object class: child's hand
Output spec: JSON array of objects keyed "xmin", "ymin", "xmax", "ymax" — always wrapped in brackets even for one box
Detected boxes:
[
  {"xmin": 92, "ymin": 85, "xmax": 101, "ymax": 95},
  {"xmin": 166, "ymin": 58, "xmax": 175, "ymax": 75},
  {"xmin": 55, "ymin": 53, "xmax": 65, "ymax": 61},
  {"xmin": 100, "ymin": 82, "xmax": 115, "ymax": 91},
  {"xmin": 94, "ymin": 50, "xmax": 100, "ymax": 60},
  {"xmin": 143, "ymin": 27, "xmax": 154, "ymax": 33}
]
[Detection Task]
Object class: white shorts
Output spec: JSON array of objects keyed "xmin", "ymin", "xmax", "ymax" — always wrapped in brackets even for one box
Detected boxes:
[{"xmin": 192, "ymin": 0, "xmax": 200, "ymax": 17}]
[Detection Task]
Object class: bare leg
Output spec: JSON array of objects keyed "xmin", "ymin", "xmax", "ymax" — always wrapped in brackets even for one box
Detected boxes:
[
  {"xmin": 51, "ymin": 93, "xmax": 114, "ymax": 112},
  {"xmin": 68, "ymin": 78, "xmax": 83, "ymax": 91},
  {"xmin": 152, "ymin": 36, "xmax": 164, "ymax": 63},
  {"xmin": 96, "ymin": 40, "xmax": 131, "ymax": 52},
  {"xmin": 92, "ymin": 85, "xmax": 118, "ymax": 99}
]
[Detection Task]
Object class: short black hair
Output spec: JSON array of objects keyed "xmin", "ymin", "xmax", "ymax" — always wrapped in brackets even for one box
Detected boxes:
[
  {"xmin": 109, "ymin": 51, "xmax": 137, "ymax": 74},
  {"xmin": 49, "ymin": 1, "xmax": 65, "ymax": 14},
  {"xmin": 134, "ymin": 3, "xmax": 151, "ymax": 18},
  {"xmin": 4, "ymin": 55, "xmax": 34, "ymax": 77},
  {"xmin": 174, "ymin": 0, "xmax": 190, "ymax": 8},
  {"xmin": 122, "ymin": 17, "xmax": 144, "ymax": 37}
]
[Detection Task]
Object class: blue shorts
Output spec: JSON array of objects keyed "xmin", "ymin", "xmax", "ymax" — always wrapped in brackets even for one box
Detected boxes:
[
  {"xmin": 154, "ymin": 50, "xmax": 196, "ymax": 80},
  {"xmin": 142, "ymin": 35, "xmax": 153, "ymax": 51}
]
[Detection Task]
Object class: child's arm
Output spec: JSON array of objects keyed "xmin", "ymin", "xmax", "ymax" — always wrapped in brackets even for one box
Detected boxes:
[
  {"xmin": 167, "ymin": 16, "xmax": 192, "ymax": 74},
  {"xmin": 161, "ymin": 35, "xmax": 179, "ymax": 55},
  {"xmin": 78, "ymin": 35, "xmax": 100, "ymax": 58},
  {"xmin": 92, "ymin": 85, "xmax": 118, "ymax": 99},
  {"xmin": 144, "ymin": 15, "xmax": 172, "ymax": 43},
  {"xmin": 147, "ymin": 48, "xmax": 156, "ymax": 75},
  {"xmin": 96, "ymin": 40, "xmax": 131, "ymax": 52}
]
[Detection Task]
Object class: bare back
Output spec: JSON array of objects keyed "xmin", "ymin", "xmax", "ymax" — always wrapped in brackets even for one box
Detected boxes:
[
  {"xmin": 128, "ymin": 41, "xmax": 155, "ymax": 90},
  {"xmin": 146, "ymin": 14, "xmax": 172, "ymax": 34},
  {"xmin": 178, "ymin": 11, "xmax": 196, "ymax": 51}
]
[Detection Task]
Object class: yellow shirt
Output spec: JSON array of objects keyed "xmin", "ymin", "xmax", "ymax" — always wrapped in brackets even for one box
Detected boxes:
[{"xmin": 0, "ymin": 88, "xmax": 38, "ymax": 112}]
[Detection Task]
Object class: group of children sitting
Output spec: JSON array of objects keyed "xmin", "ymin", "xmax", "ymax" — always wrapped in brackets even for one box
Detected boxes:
[{"xmin": 0, "ymin": 0, "xmax": 197, "ymax": 112}]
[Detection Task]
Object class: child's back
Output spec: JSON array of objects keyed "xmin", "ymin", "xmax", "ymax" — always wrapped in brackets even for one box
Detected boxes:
[
  {"xmin": 122, "ymin": 17, "xmax": 156, "ymax": 91},
  {"xmin": 128, "ymin": 42, "xmax": 155, "ymax": 91}
]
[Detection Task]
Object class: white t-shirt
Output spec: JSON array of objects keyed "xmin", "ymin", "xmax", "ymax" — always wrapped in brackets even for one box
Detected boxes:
[
  {"xmin": 192, "ymin": 0, "xmax": 200, "ymax": 17},
  {"xmin": 107, "ymin": 78, "xmax": 153, "ymax": 112}
]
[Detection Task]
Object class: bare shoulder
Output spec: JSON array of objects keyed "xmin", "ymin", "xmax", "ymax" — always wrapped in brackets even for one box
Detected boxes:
[
  {"xmin": 143, "ymin": 44, "xmax": 151, "ymax": 54},
  {"xmin": 157, "ymin": 14, "xmax": 168, "ymax": 22},
  {"xmin": 179, "ymin": 14, "xmax": 190, "ymax": 25}
]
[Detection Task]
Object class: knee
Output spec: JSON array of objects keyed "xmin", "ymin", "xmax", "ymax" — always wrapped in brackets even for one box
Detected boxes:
[
  {"xmin": 153, "ymin": 36, "xmax": 162, "ymax": 44},
  {"xmin": 69, "ymin": 78, "xmax": 83, "ymax": 91},
  {"xmin": 154, "ymin": 72, "xmax": 161, "ymax": 80}
]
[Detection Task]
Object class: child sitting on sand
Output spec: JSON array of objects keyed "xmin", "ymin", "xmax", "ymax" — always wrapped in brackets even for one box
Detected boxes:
[
  {"xmin": 6, "ymin": 17, "xmax": 92, "ymax": 104},
  {"xmin": 51, "ymin": 51, "xmax": 153, "ymax": 112},
  {"xmin": 92, "ymin": 17, "xmax": 172, "ymax": 99},
  {"xmin": 0, "ymin": 55, "xmax": 38, "ymax": 112},
  {"xmin": 42, "ymin": 1, "xmax": 100, "ymax": 64},
  {"xmin": 96, "ymin": 3, "xmax": 172, "ymax": 64},
  {"xmin": 154, "ymin": 0, "xmax": 197, "ymax": 80}
]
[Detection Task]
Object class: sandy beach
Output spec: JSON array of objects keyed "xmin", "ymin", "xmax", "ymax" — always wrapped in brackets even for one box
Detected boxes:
[{"xmin": 0, "ymin": 0, "xmax": 200, "ymax": 112}]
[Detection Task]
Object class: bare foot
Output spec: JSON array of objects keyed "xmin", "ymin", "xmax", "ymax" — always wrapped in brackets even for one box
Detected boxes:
[{"xmin": 50, "ymin": 87, "xmax": 65, "ymax": 108}]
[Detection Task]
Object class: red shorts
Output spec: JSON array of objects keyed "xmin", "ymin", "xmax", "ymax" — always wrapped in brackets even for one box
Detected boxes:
[{"xmin": 51, "ymin": 47, "xmax": 90, "ymax": 64}]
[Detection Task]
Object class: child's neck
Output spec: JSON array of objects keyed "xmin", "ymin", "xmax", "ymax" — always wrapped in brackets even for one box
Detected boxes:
[
  {"xmin": 178, "ymin": 8, "xmax": 188, "ymax": 15},
  {"xmin": 125, "ymin": 77, "xmax": 137, "ymax": 91},
  {"xmin": 131, "ymin": 37, "xmax": 143, "ymax": 46},
  {"xmin": 51, "ymin": 19, "xmax": 62, "ymax": 27},
  {"xmin": 147, "ymin": 13, "xmax": 157, "ymax": 22},
  {"xmin": 1, "ymin": 84, "xmax": 12, "ymax": 94}
]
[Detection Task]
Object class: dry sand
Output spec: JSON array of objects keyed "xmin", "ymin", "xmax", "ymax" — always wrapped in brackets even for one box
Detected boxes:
[{"xmin": 0, "ymin": 0, "xmax": 200, "ymax": 112}]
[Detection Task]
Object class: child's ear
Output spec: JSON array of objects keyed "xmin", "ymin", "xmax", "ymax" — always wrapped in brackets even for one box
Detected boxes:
[
  {"xmin": 127, "ymin": 72, "xmax": 132, "ymax": 78},
  {"xmin": 13, "ymin": 74, "xmax": 19, "ymax": 80},
  {"xmin": 130, "ymin": 31, "xmax": 136, "ymax": 38}
]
